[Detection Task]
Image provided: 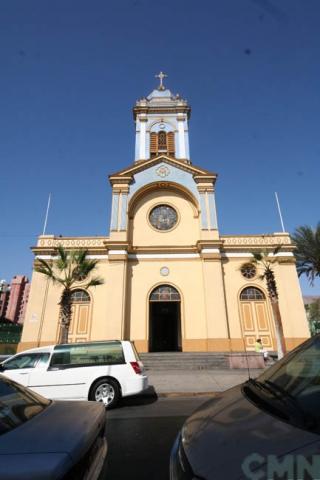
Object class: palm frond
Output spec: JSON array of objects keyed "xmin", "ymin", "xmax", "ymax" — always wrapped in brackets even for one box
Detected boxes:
[
  {"xmin": 56, "ymin": 245, "xmax": 68, "ymax": 270},
  {"xmin": 35, "ymin": 258, "xmax": 59, "ymax": 284},
  {"xmin": 85, "ymin": 277, "xmax": 104, "ymax": 289},
  {"xmin": 252, "ymin": 252, "xmax": 263, "ymax": 262},
  {"xmin": 292, "ymin": 223, "xmax": 320, "ymax": 285}
]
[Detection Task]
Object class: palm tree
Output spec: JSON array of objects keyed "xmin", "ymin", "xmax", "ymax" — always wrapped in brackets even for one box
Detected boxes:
[
  {"xmin": 291, "ymin": 223, "xmax": 320, "ymax": 285},
  {"xmin": 248, "ymin": 249, "xmax": 286, "ymax": 359},
  {"xmin": 35, "ymin": 245, "xmax": 104, "ymax": 344}
]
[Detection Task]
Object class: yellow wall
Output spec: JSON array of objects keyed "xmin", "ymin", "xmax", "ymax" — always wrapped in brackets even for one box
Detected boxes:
[
  {"xmin": 19, "ymin": 184, "xmax": 310, "ymax": 355},
  {"xmin": 130, "ymin": 189, "xmax": 200, "ymax": 247}
]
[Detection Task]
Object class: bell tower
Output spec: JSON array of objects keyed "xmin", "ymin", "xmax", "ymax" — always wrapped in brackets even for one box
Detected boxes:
[{"xmin": 133, "ymin": 72, "xmax": 191, "ymax": 163}]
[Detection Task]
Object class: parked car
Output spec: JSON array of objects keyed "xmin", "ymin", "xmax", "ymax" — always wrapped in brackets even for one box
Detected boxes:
[
  {"xmin": 0, "ymin": 374, "xmax": 107, "ymax": 479},
  {"xmin": 171, "ymin": 334, "xmax": 320, "ymax": 479},
  {"xmin": 0, "ymin": 340, "xmax": 148, "ymax": 408}
]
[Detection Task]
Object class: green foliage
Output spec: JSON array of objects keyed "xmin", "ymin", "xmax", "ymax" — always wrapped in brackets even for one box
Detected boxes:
[
  {"xmin": 0, "ymin": 321, "xmax": 22, "ymax": 344},
  {"xmin": 291, "ymin": 223, "xmax": 320, "ymax": 285},
  {"xmin": 250, "ymin": 249, "xmax": 280, "ymax": 300},
  {"xmin": 306, "ymin": 300, "xmax": 320, "ymax": 335},
  {"xmin": 35, "ymin": 245, "xmax": 104, "ymax": 343},
  {"xmin": 35, "ymin": 245, "xmax": 104, "ymax": 290}
]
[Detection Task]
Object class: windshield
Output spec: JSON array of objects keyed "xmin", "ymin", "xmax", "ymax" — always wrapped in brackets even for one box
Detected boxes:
[
  {"xmin": 246, "ymin": 335, "xmax": 320, "ymax": 431},
  {"xmin": 0, "ymin": 375, "xmax": 50, "ymax": 435}
]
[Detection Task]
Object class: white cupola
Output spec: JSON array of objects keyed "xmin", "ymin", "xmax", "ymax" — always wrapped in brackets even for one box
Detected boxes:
[{"xmin": 133, "ymin": 72, "xmax": 191, "ymax": 163}]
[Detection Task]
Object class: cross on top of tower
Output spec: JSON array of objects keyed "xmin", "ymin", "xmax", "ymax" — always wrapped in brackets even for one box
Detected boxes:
[{"xmin": 155, "ymin": 71, "xmax": 168, "ymax": 91}]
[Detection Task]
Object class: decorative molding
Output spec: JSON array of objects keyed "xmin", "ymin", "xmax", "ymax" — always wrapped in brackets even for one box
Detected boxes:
[
  {"xmin": 155, "ymin": 165, "xmax": 170, "ymax": 178},
  {"xmin": 222, "ymin": 235, "xmax": 292, "ymax": 246},
  {"xmin": 37, "ymin": 237, "xmax": 107, "ymax": 248},
  {"xmin": 35, "ymin": 254, "xmax": 109, "ymax": 260}
]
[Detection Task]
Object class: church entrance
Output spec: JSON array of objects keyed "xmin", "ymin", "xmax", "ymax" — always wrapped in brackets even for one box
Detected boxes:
[{"xmin": 149, "ymin": 285, "xmax": 181, "ymax": 352}]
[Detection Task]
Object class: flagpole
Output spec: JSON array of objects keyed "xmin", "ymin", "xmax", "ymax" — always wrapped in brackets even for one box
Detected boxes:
[
  {"xmin": 275, "ymin": 192, "xmax": 285, "ymax": 233},
  {"xmin": 42, "ymin": 193, "xmax": 51, "ymax": 235}
]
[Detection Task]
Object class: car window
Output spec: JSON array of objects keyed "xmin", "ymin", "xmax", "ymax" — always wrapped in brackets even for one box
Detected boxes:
[
  {"xmin": 255, "ymin": 335, "xmax": 320, "ymax": 431},
  {"xmin": 50, "ymin": 342, "xmax": 125, "ymax": 368},
  {"xmin": 37, "ymin": 353, "xmax": 50, "ymax": 367},
  {"xmin": 0, "ymin": 376, "xmax": 50, "ymax": 435},
  {"xmin": 2, "ymin": 353, "xmax": 40, "ymax": 370}
]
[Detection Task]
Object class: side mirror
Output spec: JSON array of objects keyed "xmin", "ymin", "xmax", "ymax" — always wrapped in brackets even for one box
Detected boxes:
[{"xmin": 0, "ymin": 364, "xmax": 5, "ymax": 372}]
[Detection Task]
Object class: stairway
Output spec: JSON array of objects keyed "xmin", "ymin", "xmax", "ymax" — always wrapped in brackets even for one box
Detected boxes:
[{"xmin": 139, "ymin": 352, "xmax": 230, "ymax": 370}]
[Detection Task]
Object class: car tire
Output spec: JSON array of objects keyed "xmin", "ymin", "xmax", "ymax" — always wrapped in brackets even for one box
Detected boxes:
[{"xmin": 89, "ymin": 378, "xmax": 120, "ymax": 408}]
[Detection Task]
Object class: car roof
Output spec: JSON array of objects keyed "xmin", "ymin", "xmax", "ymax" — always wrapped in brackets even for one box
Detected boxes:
[{"xmin": 13, "ymin": 345, "xmax": 55, "ymax": 355}]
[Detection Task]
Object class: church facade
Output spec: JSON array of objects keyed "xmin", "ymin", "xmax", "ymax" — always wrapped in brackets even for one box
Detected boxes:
[{"xmin": 20, "ymin": 77, "xmax": 309, "ymax": 354}]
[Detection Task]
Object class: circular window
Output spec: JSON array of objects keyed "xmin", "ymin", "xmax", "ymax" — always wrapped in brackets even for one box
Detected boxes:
[
  {"xmin": 241, "ymin": 263, "xmax": 257, "ymax": 279},
  {"xmin": 149, "ymin": 205, "xmax": 178, "ymax": 231}
]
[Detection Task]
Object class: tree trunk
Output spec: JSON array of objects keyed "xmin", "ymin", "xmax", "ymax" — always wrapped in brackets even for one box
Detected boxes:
[
  {"xmin": 271, "ymin": 300, "xmax": 286, "ymax": 359},
  {"xmin": 58, "ymin": 289, "xmax": 72, "ymax": 344}
]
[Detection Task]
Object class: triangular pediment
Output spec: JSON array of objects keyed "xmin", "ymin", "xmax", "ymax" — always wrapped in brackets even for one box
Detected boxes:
[{"xmin": 109, "ymin": 155, "xmax": 217, "ymax": 180}]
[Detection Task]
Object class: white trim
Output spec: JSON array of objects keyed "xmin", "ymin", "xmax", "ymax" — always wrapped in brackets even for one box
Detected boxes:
[
  {"xmin": 35, "ymin": 255, "xmax": 109, "ymax": 260},
  {"xmin": 128, "ymin": 253, "xmax": 200, "ymax": 259},
  {"xmin": 202, "ymin": 248, "xmax": 220, "ymax": 253},
  {"xmin": 221, "ymin": 252, "xmax": 293, "ymax": 258},
  {"xmin": 108, "ymin": 250, "xmax": 127, "ymax": 255},
  {"xmin": 221, "ymin": 253, "xmax": 253, "ymax": 258}
]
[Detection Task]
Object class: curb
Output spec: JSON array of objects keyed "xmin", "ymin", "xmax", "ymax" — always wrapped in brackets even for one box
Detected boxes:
[{"xmin": 158, "ymin": 391, "xmax": 217, "ymax": 398}]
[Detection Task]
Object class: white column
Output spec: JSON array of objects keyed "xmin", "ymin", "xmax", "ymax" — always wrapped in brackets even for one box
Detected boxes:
[
  {"xmin": 139, "ymin": 116, "xmax": 147, "ymax": 160},
  {"xmin": 135, "ymin": 127, "xmax": 140, "ymax": 161},
  {"xmin": 177, "ymin": 116, "xmax": 186, "ymax": 159}
]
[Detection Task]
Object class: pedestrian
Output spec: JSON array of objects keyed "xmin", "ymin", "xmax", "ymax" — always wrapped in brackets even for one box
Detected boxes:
[{"xmin": 255, "ymin": 338, "xmax": 269, "ymax": 363}]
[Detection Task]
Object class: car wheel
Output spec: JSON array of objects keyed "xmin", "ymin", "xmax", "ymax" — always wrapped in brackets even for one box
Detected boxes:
[{"xmin": 89, "ymin": 378, "xmax": 120, "ymax": 408}]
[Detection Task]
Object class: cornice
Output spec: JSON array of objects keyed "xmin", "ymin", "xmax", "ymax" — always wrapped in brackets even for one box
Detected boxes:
[
  {"xmin": 128, "ymin": 245, "xmax": 198, "ymax": 254},
  {"xmin": 133, "ymin": 105, "xmax": 191, "ymax": 120},
  {"xmin": 109, "ymin": 155, "xmax": 217, "ymax": 179}
]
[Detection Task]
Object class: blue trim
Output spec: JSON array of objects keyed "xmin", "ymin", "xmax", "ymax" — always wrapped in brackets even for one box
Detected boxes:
[
  {"xmin": 110, "ymin": 193, "xmax": 119, "ymax": 231},
  {"xmin": 208, "ymin": 192, "xmax": 218, "ymax": 229},
  {"xmin": 120, "ymin": 193, "xmax": 128, "ymax": 230},
  {"xmin": 200, "ymin": 193, "xmax": 208, "ymax": 229},
  {"xmin": 129, "ymin": 162, "xmax": 200, "ymax": 206}
]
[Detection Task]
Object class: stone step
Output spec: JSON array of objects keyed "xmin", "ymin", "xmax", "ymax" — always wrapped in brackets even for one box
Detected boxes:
[{"xmin": 139, "ymin": 352, "xmax": 230, "ymax": 370}]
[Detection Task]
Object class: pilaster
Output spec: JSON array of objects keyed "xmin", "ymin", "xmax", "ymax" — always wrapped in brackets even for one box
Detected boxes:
[{"xmin": 200, "ymin": 245, "xmax": 230, "ymax": 348}]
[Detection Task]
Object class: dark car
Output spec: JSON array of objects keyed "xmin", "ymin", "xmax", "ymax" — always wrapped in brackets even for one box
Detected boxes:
[
  {"xmin": 171, "ymin": 335, "xmax": 320, "ymax": 480},
  {"xmin": 0, "ymin": 374, "xmax": 107, "ymax": 480}
]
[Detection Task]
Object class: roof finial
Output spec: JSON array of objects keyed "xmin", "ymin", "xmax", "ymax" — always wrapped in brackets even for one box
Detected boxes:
[{"xmin": 155, "ymin": 71, "xmax": 168, "ymax": 91}]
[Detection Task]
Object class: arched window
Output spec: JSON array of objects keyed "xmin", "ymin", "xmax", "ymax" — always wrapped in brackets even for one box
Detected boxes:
[
  {"xmin": 70, "ymin": 289, "xmax": 90, "ymax": 303},
  {"xmin": 240, "ymin": 287, "xmax": 265, "ymax": 300},
  {"xmin": 150, "ymin": 285, "xmax": 180, "ymax": 302},
  {"xmin": 158, "ymin": 131, "xmax": 167, "ymax": 150}
]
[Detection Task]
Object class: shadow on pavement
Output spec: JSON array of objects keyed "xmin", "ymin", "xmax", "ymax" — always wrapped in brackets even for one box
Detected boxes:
[{"xmin": 117, "ymin": 386, "xmax": 158, "ymax": 408}]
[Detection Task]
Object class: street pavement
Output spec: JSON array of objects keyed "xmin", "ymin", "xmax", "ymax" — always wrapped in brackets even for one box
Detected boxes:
[
  {"xmin": 146, "ymin": 367, "xmax": 263, "ymax": 395},
  {"xmin": 102, "ymin": 369, "xmax": 264, "ymax": 479},
  {"xmin": 104, "ymin": 395, "xmax": 212, "ymax": 480}
]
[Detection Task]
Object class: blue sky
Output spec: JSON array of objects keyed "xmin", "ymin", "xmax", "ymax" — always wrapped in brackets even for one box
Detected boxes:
[{"xmin": 0, "ymin": 0, "xmax": 319, "ymax": 295}]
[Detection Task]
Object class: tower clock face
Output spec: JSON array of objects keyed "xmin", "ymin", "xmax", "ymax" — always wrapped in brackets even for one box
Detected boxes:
[{"xmin": 149, "ymin": 205, "xmax": 178, "ymax": 231}]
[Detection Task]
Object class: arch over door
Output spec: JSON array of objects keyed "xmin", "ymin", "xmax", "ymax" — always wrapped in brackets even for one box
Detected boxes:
[
  {"xmin": 149, "ymin": 285, "xmax": 181, "ymax": 352},
  {"xmin": 239, "ymin": 287, "xmax": 274, "ymax": 350}
]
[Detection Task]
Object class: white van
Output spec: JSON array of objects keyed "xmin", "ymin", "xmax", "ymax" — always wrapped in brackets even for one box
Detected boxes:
[{"xmin": 0, "ymin": 340, "xmax": 148, "ymax": 408}]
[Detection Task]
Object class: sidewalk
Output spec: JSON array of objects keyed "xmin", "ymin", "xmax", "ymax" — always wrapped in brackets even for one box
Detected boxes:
[{"xmin": 146, "ymin": 368, "xmax": 264, "ymax": 396}]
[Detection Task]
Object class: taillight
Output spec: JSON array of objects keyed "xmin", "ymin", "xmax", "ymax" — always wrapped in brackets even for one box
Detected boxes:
[{"xmin": 130, "ymin": 361, "xmax": 142, "ymax": 374}]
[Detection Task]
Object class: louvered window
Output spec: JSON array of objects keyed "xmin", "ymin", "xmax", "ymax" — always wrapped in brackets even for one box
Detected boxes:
[
  {"xmin": 150, "ymin": 131, "xmax": 175, "ymax": 157},
  {"xmin": 167, "ymin": 132, "xmax": 175, "ymax": 155},
  {"xmin": 150, "ymin": 132, "xmax": 157, "ymax": 155}
]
